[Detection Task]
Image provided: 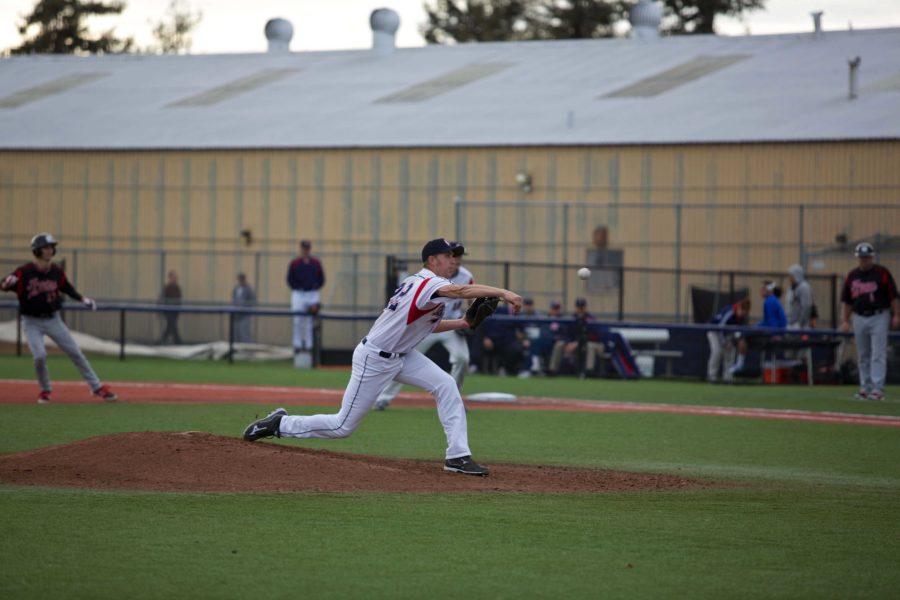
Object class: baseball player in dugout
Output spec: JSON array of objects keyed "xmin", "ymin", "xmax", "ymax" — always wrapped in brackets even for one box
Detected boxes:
[
  {"xmin": 0, "ymin": 233, "xmax": 117, "ymax": 404},
  {"xmin": 840, "ymin": 242, "xmax": 900, "ymax": 401},
  {"xmin": 286, "ymin": 239, "xmax": 325, "ymax": 354},
  {"xmin": 373, "ymin": 242, "xmax": 474, "ymax": 411},
  {"xmin": 245, "ymin": 238, "xmax": 523, "ymax": 476}
]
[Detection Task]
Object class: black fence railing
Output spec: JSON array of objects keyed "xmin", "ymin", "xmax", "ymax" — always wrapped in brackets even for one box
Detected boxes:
[{"xmin": 4, "ymin": 302, "xmax": 899, "ymax": 384}]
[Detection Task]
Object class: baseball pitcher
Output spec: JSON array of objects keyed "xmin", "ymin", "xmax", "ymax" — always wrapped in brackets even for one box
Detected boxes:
[
  {"xmin": 373, "ymin": 246, "xmax": 474, "ymax": 411},
  {"xmin": 244, "ymin": 238, "xmax": 522, "ymax": 476}
]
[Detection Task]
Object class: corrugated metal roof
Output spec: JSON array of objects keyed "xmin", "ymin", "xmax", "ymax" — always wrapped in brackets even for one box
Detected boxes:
[
  {"xmin": 169, "ymin": 68, "xmax": 301, "ymax": 107},
  {"xmin": 376, "ymin": 62, "xmax": 513, "ymax": 103},
  {"xmin": 0, "ymin": 72, "xmax": 109, "ymax": 109},
  {"xmin": 1, "ymin": 28, "xmax": 898, "ymax": 149},
  {"xmin": 602, "ymin": 55, "xmax": 748, "ymax": 97}
]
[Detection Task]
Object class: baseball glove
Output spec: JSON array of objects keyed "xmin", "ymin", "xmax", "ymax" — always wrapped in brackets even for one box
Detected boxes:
[{"xmin": 464, "ymin": 297, "xmax": 500, "ymax": 331}]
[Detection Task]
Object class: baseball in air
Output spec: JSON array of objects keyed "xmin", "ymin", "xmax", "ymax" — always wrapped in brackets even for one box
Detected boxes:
[{"xmin": 577, "ymin": 267, "xmax": 591, "ymax": 280}]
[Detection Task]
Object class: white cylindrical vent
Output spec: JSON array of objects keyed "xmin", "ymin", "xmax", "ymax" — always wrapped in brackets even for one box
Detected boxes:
[
  {"xmin": 630, "ymin": 0, "xmax": 662, "ymax": 39},
  {"xmin": 848, "ymin": 56, "xmax": 861, "ymax": 100},
  {"xmin": 265, "ymin": 18, "xmax": 294, "ymax": 53},
  {"xmin": 370, "ymin": 8, "xmax": 400, "ymax": 55}
]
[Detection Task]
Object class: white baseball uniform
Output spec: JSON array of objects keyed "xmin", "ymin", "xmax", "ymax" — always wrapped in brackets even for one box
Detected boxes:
[
  {"xmin": 290, "ymin": 289, "xmax": 320, "ymax": 350},
  {"xmin": 375, "ymin": 265, "xmax": 473, "ymax": 408},
  {"xmin": 278, "ymin": 268, "xmax": 472, "ymax": 459}
]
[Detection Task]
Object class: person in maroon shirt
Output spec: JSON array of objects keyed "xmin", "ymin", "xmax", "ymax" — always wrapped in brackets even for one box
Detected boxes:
[
  {"xmin": 286, "ymin": 239, "xmax": 326, "ymax": 354},
  {"xmin": 840, "ymin": 242, "xmax": 900, "ymax": 401},
  {"xmin": 0, "ymin": 233, "xmax": 117, "ymax": 404}
]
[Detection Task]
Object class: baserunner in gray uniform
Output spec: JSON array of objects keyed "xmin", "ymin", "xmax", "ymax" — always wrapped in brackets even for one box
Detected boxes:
[
  {"xmin": 0, "ymin": 233, "xmax": 118, "ymax": 404},
  {"xmin": 840, "ymin": 242, "xmax": 900, "ymax": 401}
]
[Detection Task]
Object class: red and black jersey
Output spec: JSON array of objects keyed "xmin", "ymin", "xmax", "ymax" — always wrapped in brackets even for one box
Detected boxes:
[
  {"xmin": 841, "ymin": 265, "xmax": 898, "ymax": 314},
  {"xmin": 5, "ymin": 262, "xmax": 83, "ymax": 317}
]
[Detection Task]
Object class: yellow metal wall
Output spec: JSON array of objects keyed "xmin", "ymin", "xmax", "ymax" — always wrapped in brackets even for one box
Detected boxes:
[{"xmin": 2, "ymin": 141, "xmax": 897, "ymax": 316}]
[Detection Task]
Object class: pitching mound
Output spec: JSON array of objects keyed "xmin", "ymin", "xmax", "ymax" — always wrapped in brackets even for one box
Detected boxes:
[{"xmin": 0, "ymin": 432, "xmax": 713, "ymax": 493}]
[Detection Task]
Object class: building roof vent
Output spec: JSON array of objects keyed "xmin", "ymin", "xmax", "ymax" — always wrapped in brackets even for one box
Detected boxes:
[
  {"xmin": 811, "ymin": 11, "xmax": 824, "ymax": 35},
  {"xmin": 265, "ymin": 18, "xmax": 293, "ymax": 53},
  {"xmin": 630, "ymin": 0, "xmax": 662, "ymax": 39},
  {"xmin": 371, "ymin": 8, "xmax": 400, "ymax": 55}
]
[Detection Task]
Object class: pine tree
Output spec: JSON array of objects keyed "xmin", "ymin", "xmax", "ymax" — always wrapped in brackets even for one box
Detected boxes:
[
  {"xmin": 420, "ymin": 1, "xmax": 768, "ymax": 43},
  {"xmin": 12, "ymin": 0, "xmax": 133, "ymax": 55},
  {"xmin": 149, "ymin": 0, "xmax": 202, "ymax": 54},
  {"xmin": 662, "ymin": 0, "xmax": 766, "ymax": 35}
]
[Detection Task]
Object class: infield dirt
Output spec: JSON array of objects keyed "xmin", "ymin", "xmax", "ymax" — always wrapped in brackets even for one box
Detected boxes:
[{"xmin": 0, "ymin": 431, "xmax": 715, "ymax": 493}]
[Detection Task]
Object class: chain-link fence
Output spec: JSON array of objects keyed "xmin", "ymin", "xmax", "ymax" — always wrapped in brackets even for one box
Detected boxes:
[
  {"xmin": 2, "ymin": 199, "xmax": 895, "ymax": 350},
  {"xmin": 453, "ymin": 201, "xmax": 899, "ymax": 276},
  {"xmin": 0, "ymin": 259, "xmax": 846, "ymax": 354}
]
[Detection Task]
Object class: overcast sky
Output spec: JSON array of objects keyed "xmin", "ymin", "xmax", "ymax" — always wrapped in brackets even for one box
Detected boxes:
[{"xmin": 2, "ymin": 0, "xmax": 899, "ymax": 54}]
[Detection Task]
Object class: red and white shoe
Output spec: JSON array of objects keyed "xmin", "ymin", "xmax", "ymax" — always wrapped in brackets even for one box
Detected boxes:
[
  {"xmin": 853, "ymin": 389, "xmax": 869, "ymax": 401},
  {"xmin": 93, "ymin": 385, "xmax": 118, "ymax": 402},
  {"xmin": 868, "ymin": 390, "xmax": 884, "ymax": 401},
  {"xmin": 37, "ymin": 391, "xmax": 51, "ymax": 405}
]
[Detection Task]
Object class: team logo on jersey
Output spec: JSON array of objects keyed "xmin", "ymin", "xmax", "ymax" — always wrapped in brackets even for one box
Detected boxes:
[
  {"xmin": 26, "ymin": 277, "xmax": 58, "ymax": 299},
  {"xmin": 850, "ymin": 279, "xmax": 878, "ymax": 300}
]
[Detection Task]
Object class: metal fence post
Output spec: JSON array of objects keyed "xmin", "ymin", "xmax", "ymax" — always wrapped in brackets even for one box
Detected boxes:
[
  {"xmin": 228, "ymin": 310, "xmax": 235, "ymax": 364},
  {"xmin": 799, "ymin": 205, "xmax": 806, "ymax": 267},
  {"xmin": 254, "ymin": 252, "xmax": 262, "ymax": 302},
  {"xmin": 72, "ymin": 249, "xmax": 80, "ymax": 333},
  {"xmin": 617, "ymin": 266, "xmax": 625, "ymax": 321},
  {"xmin": 119, "ymin": 308, "xmax": 126, "ymax": 361},
  {"xmin": 674, "ymin": 204, "xmax": 682, "ymax": 320},
  {"xmin": 831, "ymin": 274, "xmax": 838, "ymax": 330},
  {"xmin": 352, "ymin": 253, "xmax": 359, "ymax": 317},
  {"xmin": 159, "ymin": 250, "xmax": 166, "ymax": 294},
  {"xmin": 313, "ymin": 314, "xmax": 322, "ymax": 367},
  {"xmin": 454, "ymin": 196, "xmax": 463, "ymax": 244}
]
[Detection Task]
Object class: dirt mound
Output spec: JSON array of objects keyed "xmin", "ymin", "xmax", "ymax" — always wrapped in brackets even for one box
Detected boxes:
[{"xmin": 0, "ymin": 432, "xmax": 712, "ymax": 493}]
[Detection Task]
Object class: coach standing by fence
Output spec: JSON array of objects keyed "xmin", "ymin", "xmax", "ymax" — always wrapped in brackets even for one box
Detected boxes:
[
  {"xmin": 287, "ymin": 240, "xmax": 325, "ymax": 355},
  {"xmin": 840, "ymin": 243, "xmax": 900, "ymax": 401}
]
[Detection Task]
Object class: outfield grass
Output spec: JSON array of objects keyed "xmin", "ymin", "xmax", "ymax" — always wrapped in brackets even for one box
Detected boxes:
[
  {"xmin": 2, "ymin": 354, "xmax": 898, "ymax": 415},
  {"xmin": 1, "ymin": 355, "xmax": 899, "ymax": 599},
  {"xmin": 2, "ymin": 486, "xmax": 898, "ymax": 599}
]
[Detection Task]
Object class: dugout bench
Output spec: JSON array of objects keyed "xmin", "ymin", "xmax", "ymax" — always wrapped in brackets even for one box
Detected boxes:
[
  {"xmin": 610, "ymin": 327, "xmax": 684, "ymax": 378},
  {"xmin": 743, "ymin": 335, "xmax": 843, "ymax": 386}
]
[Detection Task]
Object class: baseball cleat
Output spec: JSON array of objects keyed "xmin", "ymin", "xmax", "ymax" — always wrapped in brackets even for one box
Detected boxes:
[
  {"xmin": 37, "ymin": 391, "xmax": 51, "ymax": 404},
  {"xmin": 443, "ymin": 456, "xmax": 490, "ymax": 476},
  {"xmin": 243, "ymin": 408, "xmax": 288, "ymax": 441},
  {"xmin": 373, "ymin": 399, "xmax": 390, "ymax": 411},
  {"xmin": 853, "ymin": 389, "xmax": 869, "ymax": 401},
  {"xmin": 868, "ymin": 391, "xmax": 884, "ymax": 401},
  {"xmin": 93, "ymin": 385, "xmax": 117, "ymax": 402}
]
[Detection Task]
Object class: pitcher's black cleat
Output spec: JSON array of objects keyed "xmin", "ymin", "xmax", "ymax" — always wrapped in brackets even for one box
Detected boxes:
[
  {"xmin": 243, "ymin": 408, "xmax": 287, "ymax": 441},
  {"xmin": 443, "ymin": 455, "xmax": 490, "ymax": 476}
]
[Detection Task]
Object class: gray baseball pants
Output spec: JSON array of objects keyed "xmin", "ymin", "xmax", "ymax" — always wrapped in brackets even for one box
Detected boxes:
[
  {"xmin": 852, "ymin": 311, "xmax": 890, "ymax": 394},
  {"xmin": 23, "ymin": 314, "xmax": 102, "ymax": 393},
  {"xmin": 706, "ymin": 331, "xmax": 736, "ymax": 382}
]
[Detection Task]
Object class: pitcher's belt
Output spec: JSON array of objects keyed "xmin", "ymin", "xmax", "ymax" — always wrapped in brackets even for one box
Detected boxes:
[{"xmin": 361, "ymin": 337, "xmax": 407, "ymax": 359}]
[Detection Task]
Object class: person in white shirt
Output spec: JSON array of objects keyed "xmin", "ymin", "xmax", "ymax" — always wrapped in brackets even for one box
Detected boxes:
[{"xmin": 242, "ymin": 238, "xmax": 523, "ymax": 476}]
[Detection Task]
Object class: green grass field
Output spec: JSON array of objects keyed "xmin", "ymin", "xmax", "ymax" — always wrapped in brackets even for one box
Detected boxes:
[{"xmin": 1, "ymin": 355, "xmax": 899, "ymax": 599}]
